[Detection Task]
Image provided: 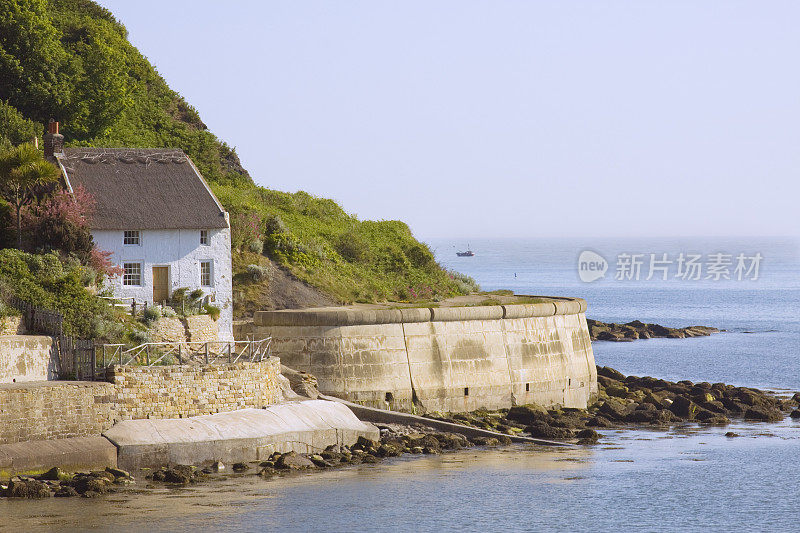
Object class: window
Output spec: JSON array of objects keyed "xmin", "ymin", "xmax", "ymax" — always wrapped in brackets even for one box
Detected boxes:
[
  {"xmin": 200, "ymin": 230, "xmax": 209, "ymax": 246},
  {"xmin": 124, "ymin": 230, "xmax": 140, "ymax": 245},
  {"xmin": 123, "ymin": 263, "xmax": 142, "ymax": 286},
  {"xmin": 200, "ymin": 261, "xmax": 213, "ymax": 286}
]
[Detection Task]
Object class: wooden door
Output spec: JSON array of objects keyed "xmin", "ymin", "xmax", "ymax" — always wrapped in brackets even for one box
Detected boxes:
[{"xmin": 152, "ymin": 266, "xmax": 169, "ymax": 303}]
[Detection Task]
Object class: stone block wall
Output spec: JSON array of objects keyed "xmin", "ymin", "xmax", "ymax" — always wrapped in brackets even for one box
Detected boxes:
[
  {"xmin": 255, "ymin": 298, "xmax": 598, "ymax": 412},
  {"xmin": 106, "ymin": 357, "xmax": 281, "ymax": 420},
  {"xmin": 0, "ymin": 381, "xmax": 117, "ymax": 444},
  {"xmin": 151, "ymin": 317, "xmax": 186, "ymax": 343},
  {"xmin": 150, "ymin": 315, "xmax": 220, "ymax": 344},
  {"xmin": 0, "ymin": 316, "xmax": 24, "ymax": 336},
  {"xmin": 185, "ymin": 314, "xmax": 218, "ymax": 343},
  {"xmin": 0, "ymin": 335, "xmax": 55, "ymax": 383}
]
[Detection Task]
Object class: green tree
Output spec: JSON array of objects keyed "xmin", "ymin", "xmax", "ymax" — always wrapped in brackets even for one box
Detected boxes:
[
  {"xmin": 0, "ymin": 0, "xmax": 75, "ymax": 122},
  {"xmin": 0, "ymin": 100, "xmax": 41, "ymax": 146},
  {"xmin": 0, "ymin": 143, "xmax": 59, "ymax": 248}
]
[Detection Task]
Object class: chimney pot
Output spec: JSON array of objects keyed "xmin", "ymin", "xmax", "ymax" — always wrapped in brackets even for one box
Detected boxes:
[{"xmin": 43, "ymin": 119, "xmax": 64, "ymax": 160}]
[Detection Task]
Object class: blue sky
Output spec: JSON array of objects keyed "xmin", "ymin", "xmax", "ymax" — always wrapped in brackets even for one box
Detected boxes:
[{"xmin": 97, "ymin": 1, "xmax": 800, "ymax": 239}]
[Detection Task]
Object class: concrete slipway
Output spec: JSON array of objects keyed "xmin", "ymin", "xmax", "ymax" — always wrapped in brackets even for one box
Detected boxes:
[{"xmin": 104, "ymin": 400, "xmax": 380, "ymax": 470}]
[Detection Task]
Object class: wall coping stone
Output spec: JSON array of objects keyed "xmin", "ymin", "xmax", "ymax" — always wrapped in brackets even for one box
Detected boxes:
[{"xmin": 254, "ymin": 296, "xmax": 587, "ymax": 326}]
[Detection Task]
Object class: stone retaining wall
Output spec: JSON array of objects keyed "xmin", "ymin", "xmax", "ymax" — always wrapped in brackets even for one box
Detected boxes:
[
  {"xmin": 254, "ymin": 297, "xmax": 597, "ymax": 412},
  {"xmin": 0, "ymin": 316, "xmax": 24, "ymax": 336},
  {"xmin": 0, "ymin": 335, "xmax": 55, "ymax": 383},
  {"xmin": 105, "ymin": 358, "xmax": 281, "ymax": 420},
  {"xmin": 150, "ymin": 315, "xmax": 220, "ymax": 343},
  {"xmin": 0, "ymin": 381, "xmax": 117, "ymax": 444},
  {"xmin": 0, "ymin": 359, "xmax": 281, "ymax": 445}
]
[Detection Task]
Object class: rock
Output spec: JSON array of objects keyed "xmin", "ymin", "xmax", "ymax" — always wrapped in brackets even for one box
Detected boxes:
[
  {"xmin": 352, "ymin": 436, "xmax": 378, "ymax": 453},
  {"xmin": 506, "ymin": 404, "xmax": 552, "ymax": 425},
  {"xmin": 308, "ymin": 455, "xmax": 332, "ymax": 468},
  {"xmin": 4, "ymin": 478, "xmax": 50, "ymax": 499},
  {"xmin": 626, "ymin": 409, "xmax": 659, "ymax": 423},
  {"xmin": 54, "ymin": 486, "xmax": 79, "ymax": 497},
  {"xmin": 258, "ymin": 467, "xmax": 279, "ymax": 478},
  {"xmin": 209, "ymin": 461, "xmax": 225, "ymax": 472},
  {"xmin": 377, "ymin": 442, "xmax": 404, "ymax": 457},
  {"xmin": 525, "ymin": 422, "xmax": 574, "ymax": 440},
  {"xmin": 597, "ymin": 366, "xmax": 626, "ymax": 381},
  {"xmin": 105, "ymin": 467, "xmax": 132, "ymax": 480},
  {"xmin": 70, "ymin": 474, "xmax": 111, "ymax": 494},
  {"xmin": 470, "ymin": 436, "xmax": 500, "ymax": 446},
  {"xmin": 321, "ymin": 450, "xmax": 343, "ymax": 462},
  {"xmin": 790, "ymin": 410, "xmax": 800, "ymax": 419},
  {"xmin": 232, "ymin": 462, "xmax": 249, "ymax": 473},
  {"xmin": 361, "ymin": 455, "xmax": 380, "ymax": 463},
  {"xmin": 792, "ymin": 392, "xmax": 800, "ymax": 403},
  {"xmin": 668, "ymin": 395, "xmax": 699, "ymax": 419},
  {"xmin": 81, "ymin": 490, "xmax": 103, "ymax": 498},
  {"xmin": 432, "ymin": 433, "xmax": 470, "ymax": 450},
  {"xmin": 598, "ymin": 399, "xmax": 630, "ymax": 421},
  {"xmin": 587, "ymin": 416, "xmax": 614, "ymax": 428},
  {"xmin": 725, "ymin": 432, "xmax": 740, "ymax": 438},
  {"xmin": 275, "ymin": 451, "xmax": 315, "ymax": 470},
  {"xmin": 575, "ymin": 429, "xmax": 600, "ymax": 444},
  {"xmin": 605, "ymin": 384, "xmax": 629, "ymax": 398},
  {"xmin": 744, "ymin": 407, "xmax": 783, "ymax": 422},
  {"xmin": 38, "ymin": 467, "xmax": 63, "ymax": 481}
]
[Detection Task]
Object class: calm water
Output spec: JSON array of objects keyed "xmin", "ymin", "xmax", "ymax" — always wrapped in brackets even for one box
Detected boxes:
[{"xmin": 3, "ymin": 237, "xmax": 799, "ymax": 532}]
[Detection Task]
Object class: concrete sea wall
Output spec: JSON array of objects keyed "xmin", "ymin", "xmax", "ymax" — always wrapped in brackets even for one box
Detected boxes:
[
  {"xmin": 254, "ymin": 298, "xmax": 597, "ymax": 412},
  {"xmin": 105, "ymin": 401, "xmax": 380, "ymax": 470},
  {"xmin": 0, "ymin": 335, "xmax": 56, "ymax": 383}
]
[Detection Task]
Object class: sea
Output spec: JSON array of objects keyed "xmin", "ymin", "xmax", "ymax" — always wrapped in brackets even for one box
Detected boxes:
[{"xmin": 3, "ymin": 236, "xmax": 799, "ymax": 532}]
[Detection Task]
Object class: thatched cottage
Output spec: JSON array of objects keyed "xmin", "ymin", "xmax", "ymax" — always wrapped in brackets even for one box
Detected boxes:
[{"xmin": 44, "ymin": 123, "xmax": 233, "ymax": 341}]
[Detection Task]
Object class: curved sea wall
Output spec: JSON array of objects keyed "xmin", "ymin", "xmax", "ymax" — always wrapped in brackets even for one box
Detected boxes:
[{"xmin": 253, "ymin": 297, "xmax": 597, "ymax": 412}]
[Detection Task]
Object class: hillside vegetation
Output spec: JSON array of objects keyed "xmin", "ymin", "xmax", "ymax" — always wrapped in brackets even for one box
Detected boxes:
[{"xmin": 0, "ymin": 0, "xmax": 477, "ymax": 314}]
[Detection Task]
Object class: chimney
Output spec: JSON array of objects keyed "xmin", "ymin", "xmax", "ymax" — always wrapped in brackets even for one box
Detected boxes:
[{"xmin": 43, "ymin": 119, "xmax": 64, "ymax": 160}]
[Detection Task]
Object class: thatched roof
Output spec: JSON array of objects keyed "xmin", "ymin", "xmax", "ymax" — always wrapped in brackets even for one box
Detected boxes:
[{"xmin": 57, "ymin": 148, "xmax": 228, "ymax": 230}]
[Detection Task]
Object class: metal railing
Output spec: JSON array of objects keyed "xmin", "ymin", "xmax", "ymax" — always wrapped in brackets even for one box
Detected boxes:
[{"xmin": 95, "ymin": 338, "xmax": 272, "ymax": 368}]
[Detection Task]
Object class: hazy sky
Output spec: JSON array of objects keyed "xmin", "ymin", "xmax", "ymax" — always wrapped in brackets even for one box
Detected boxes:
[{"xmin": 97, "ymin": 1, "xmax": 800, "ymax": 239}]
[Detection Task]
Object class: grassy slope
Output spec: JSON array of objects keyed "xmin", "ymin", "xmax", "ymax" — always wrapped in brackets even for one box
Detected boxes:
[{"xmin": 1, "ymin": 0, "xmax": 477, "ymax": 316}]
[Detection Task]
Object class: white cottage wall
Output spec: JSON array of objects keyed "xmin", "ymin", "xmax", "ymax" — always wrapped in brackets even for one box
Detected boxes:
[{"xmin": 93, "ymin": 227, "xmax": 233, "ymax": 341}]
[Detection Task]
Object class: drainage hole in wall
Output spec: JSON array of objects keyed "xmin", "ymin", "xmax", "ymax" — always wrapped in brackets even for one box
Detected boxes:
[
  {"xmin": 464, "ymin": 387, "xmax": 469, "ymax": 396},
  {"xmin": 385, "ymin": 392, "xmax": 394, "ymax": 402},
  {"xmin": 525, "ymin": 383, "xmax": 530, "ymax": 392},
  {"xmin": 568, "ymin": 378, "xmax": 571, "ymax": 387}
]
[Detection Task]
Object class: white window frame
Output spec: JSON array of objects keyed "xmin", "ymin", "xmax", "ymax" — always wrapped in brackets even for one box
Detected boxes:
[
  {"xmin": 200, "ymin": 230, "xmax": 209, "ymax": 246},
  {"xmin": 123, "ymin": 230, "xmax": 141, "ymax": 246},
  {"xmin": 123, "ymin": 262, "xmax": 143, "ymax": 286},
  {"xmin": 200, "ymin": 260, "xmax": 213, "ymax": 287}
]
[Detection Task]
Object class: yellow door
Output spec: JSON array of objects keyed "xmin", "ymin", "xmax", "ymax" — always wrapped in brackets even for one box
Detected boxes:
[{"xmin": 152, "ymin": 267, "xmax": 169, "ymax": 303}]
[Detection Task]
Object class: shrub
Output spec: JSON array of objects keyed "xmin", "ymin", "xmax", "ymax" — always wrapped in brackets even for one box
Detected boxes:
[
  {"xmin": 248, "ymin": 238, "xmax": 263, "ymax": 254},
  {"xmin": 449, "ymin": 270, "xmax": 480, "ymax": 294},
  {"xmin": 246, "ymin": 263, "xmax": 269, "ymax": 282},
  {"xmin": 0, "ymin": 248, "xmax": 114, "ymax": 338},
  {"xmin": 128, "ymin": 329, "xmax": 150, "ymax": 346},
  {"xmin": 142, "ymin": 305, "xmax": 161, "ymax": 324},
  {"xmin": 161, "ymin": 306, "xmax": 177, "ymax": 318},
  {"xmin": 203, "ymin": 304, "xmax": 220, "ymax": 321},
  {"xmin": 335, "ymin": 231, "xmax": 370, "ymax": 263}
]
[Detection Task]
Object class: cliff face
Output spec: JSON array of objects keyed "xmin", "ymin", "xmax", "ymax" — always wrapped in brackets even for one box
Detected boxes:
[{"xmin": 1, "ymin": 0, "xmax": 475, "ymax": 310}]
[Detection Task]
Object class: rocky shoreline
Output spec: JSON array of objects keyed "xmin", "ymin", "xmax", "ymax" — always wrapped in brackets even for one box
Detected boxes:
[
  {"xmin": 0, "ymin": 429, "xmax": 499, "ymax": 499},
  {"xmin": 425, "ymin": 365, "xmax": 798, "ymax": 440},
  {"xmin": 587, "ymin": 319, "xmax": 720, "ymax": 342},
  {"xmin": 3, "ymin": 366, "xmax": 798, "ymax": 500}
]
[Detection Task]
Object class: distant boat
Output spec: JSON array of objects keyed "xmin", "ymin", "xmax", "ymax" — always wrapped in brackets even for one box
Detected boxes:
[{"xmin": 456, "ymin": 245, "xmax": 475, "ymax": 257}]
